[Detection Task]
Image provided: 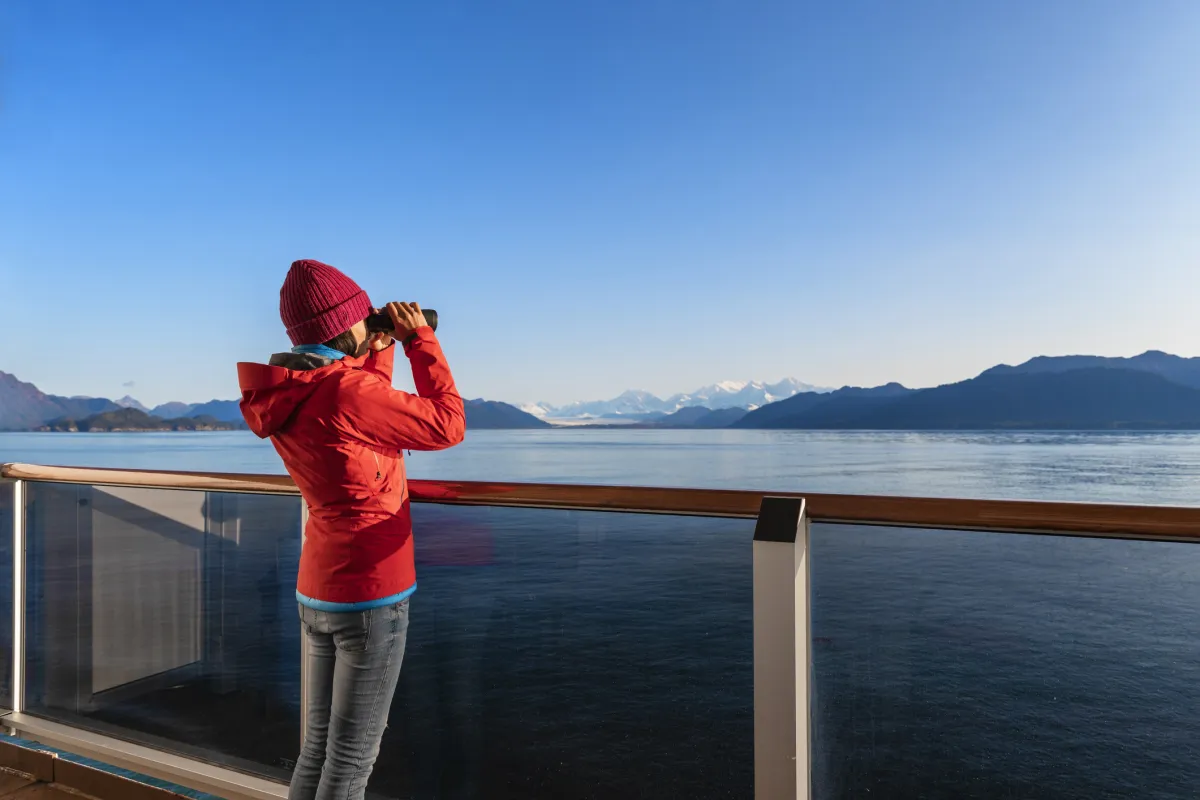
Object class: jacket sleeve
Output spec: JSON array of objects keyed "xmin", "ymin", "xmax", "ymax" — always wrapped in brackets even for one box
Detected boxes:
[
  {"xmin": 341, "ymin": 327, "xmax": 466, "ymax": 452},
  {"xmin": 362, "ymin": 342, "xmax": 396, "ymax": 383}
]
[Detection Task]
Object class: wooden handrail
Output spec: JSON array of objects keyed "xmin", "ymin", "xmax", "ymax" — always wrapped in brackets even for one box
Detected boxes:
[
  {"xmin": 4, "ymin": 462, "xmax": 1200, "ymax": 540},
  {"xmin": 1, "ymin": 463, "xmax": 298, "ymax": 496}
]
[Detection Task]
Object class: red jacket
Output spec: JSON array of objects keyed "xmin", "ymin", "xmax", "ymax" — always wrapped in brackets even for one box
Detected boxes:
[{"xmin": 237, "ymin": 327, "xmax": 464, "ymax": 608}]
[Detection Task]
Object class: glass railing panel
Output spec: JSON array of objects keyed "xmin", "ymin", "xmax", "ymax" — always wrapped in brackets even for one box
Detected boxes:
[
  {"xmin": 23, "ymin": 482, "xmax": 301, "ymax": 780},
  {"xmin": 358, "ymin": 503, "xmax": 755, "ymax": 799},
  {"xmin": 811, "ymin": 522, "xmax": 1200, "ymax": 799},
  {"xmin": 0, "ymin": 480, "xmax": 13, "ymax": 709}
]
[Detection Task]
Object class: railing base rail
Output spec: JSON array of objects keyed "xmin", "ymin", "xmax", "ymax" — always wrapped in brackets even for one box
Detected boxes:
[{"xmin": 3, "ymin": 714, "xmax": 288, "ymax": 800}]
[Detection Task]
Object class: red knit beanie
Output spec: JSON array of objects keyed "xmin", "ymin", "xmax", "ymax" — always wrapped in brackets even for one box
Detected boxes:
[{"xmin": 279, "ymin": 259, "xmax": 373, "ymax": 346}]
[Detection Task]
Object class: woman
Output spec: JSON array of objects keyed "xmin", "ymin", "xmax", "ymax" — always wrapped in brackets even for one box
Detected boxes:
[{"xmin": 238, "ymin": 259, "xmax": 465, "ymax": 800}]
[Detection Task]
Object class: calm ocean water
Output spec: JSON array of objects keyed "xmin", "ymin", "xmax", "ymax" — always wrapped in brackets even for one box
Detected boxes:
[
  {"xmin": 5, "ymin": 428, "xmax": 1200, "ymax": 503},
  {"xmin": 4, "ymin": 430, "xmax": 1200, "ymax": 799}
]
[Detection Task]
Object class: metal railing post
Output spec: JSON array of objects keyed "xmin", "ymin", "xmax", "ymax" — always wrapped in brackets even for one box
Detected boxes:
[
  {"xmin": 753, "ymin": 496, "xmax": 811, "ymax": 800},
  {"xmin": 12, "ymin": 479, "xmax": 26, "ymax": 714}
]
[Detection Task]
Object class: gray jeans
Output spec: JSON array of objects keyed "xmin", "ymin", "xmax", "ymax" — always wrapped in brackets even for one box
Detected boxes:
[{"xmin": 289, "ymin": 600, "xmax": 410, "ymax": 800}]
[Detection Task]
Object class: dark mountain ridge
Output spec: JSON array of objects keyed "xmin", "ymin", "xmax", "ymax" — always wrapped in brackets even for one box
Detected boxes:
[
  {"xmin": 735, "ymin": 383, "xmax": 913, "ymax": 428},
  {"xmin": 465, "ymin": 399, "xmax": 551, "ymax": 429},
  {"xmin": 40, "ymin": 408, "xmax": 244, "ymax": 432},
  {"xmin": 853, "ymin": 368, "xmax": 1200, "ymax": 430},
  {"xmin": 653, "ymin": 406, "xmax": 748, "ymax": 428},
  {"xmin": 739, "ymin": 368, "xmax": 1200, "ymax": 430},
  {"xmin": 981, "ymin": 350, "xmax": 1200, "ymax": 389},
  {"xmin": 0, "ymin": 371, "xmax": 119, "ymax": 431}
]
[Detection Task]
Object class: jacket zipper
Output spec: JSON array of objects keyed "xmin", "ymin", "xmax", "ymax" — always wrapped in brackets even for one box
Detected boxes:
[{"xmin": 372, "ymin": 450, "xmax": 381, "ymax": 481}]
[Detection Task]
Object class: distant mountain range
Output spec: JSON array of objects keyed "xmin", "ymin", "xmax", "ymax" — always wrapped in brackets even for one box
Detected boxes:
[
  {"xmin": 465, "ymin": 399, "xmax": 551, "ymax": 429},
  {"xmin": 41, "ymin": 408, "xmax": 244, "ymax": 432},
  {"xmin": 655, "ymin": 406, "xmax": 749, "ymax": 428},
  {"xmin": 523, "ymin": 378, "xmax": 829, "ymax": 421},
  {"xmin": 0, "ymin": 370, "xmax": 549, "ymax": 431},
  {"xmin": 734, "ymin": 352, "xmax": 1200, "ymax": 430},
  {"xmin": 160, "ymin": 400, "xmax": 244, "ymax": 421},
  {"xmin": 0, "ymin": 372, "xmax": 122, "ymax": 431},
  {"xmin": 735, "ymin": 383, "xmax": 913, "ymax": 428},
  {"xmin": 979, "ymin": 350, "xmax": 1200, "ymax": 388},
  {"xmin": 9, "ymin": 351, "xmax": 1200, "ymax": 433},
  {"xmin": 559, "ymin": 351, "xmax": 1200, "ymax": 431},
  {"xmin": 89, "ymin": 392, "xmax": 245, "ymax": 424},
  {"xmin": 115, "ymin": 395, "xmax": 150, "ymax": 412},
  {"xmin": 569, "ymin": 406, "xmax": 750, "ymax": 430}
]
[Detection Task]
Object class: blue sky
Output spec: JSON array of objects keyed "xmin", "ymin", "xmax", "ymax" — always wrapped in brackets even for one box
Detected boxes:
[{"xmin": 2, "ymin": 1, "xmax": 1199, "ymax": 407}]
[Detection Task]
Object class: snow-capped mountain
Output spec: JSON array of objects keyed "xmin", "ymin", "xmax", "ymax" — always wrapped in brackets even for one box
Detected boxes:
[
  {"xmin": 530, "ymin": 379, "xmax": 830, "ymax": 421},
  {"xmin": 543, "ymin": 390, "xmax": 672, "ymax": 420},
  {"xmin": 517, "ymin": 402, "xmax": 555, "ymax": 419},
  {"xmin": 664, "ymin": 379, "xmax": 826, "ymax": 412},
  {"xmin": 114, "ymin": 395, "xmax": 151, "ymax": 413}
]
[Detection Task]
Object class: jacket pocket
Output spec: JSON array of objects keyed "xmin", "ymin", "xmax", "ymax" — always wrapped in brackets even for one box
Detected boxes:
[{"xmin": 349, "ymin": 443, "xmax": 385, "ymax": 500}]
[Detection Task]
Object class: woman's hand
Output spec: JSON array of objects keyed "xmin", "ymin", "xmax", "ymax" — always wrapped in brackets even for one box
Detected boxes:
[
  {"xmin": 366, "ymin": 308, "xmax": 394, "ymax": 352},
  {"xmin": 385, "ymin": 301, "xmax": 429, "ymax": 340},
  {"xmin": 367, "ymin": 330, "xmax": 393, "ymax": 352}
]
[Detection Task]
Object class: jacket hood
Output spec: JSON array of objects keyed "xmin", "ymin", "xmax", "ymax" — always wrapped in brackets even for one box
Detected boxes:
[{"xmin": 237, "ymin": 352, "xmax": 344, "ymax": 438}]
